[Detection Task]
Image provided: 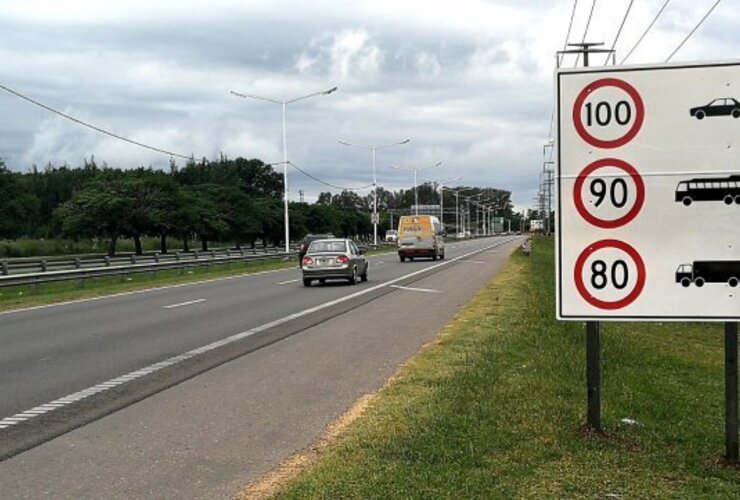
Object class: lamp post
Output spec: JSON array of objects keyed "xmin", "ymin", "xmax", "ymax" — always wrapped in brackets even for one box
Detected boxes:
[
  {"xmin": 339, "ymin": 138, "xmax": 410, "ymax": 246},
  {"xmin": 390, "ymin": 161, "xmax": 442, "ymax": 215},
  {"xmin": 231, "ymin": 86, "xmax": 337, "ymax": 253},
  {"xmin": 426, "ymin": 177, "xmax": 462, "ymax": 233}
]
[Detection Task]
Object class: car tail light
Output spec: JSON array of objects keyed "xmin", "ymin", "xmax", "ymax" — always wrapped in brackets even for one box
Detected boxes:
[
  {"xmin": 337, "ymin": 255, "xmax": 349, "ymax": 264},
  {"xmin": 302, "ymin": 256, "xmax": 314, "ymax": 266}
]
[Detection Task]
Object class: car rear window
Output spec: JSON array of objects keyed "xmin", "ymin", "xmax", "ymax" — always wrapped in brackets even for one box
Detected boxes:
[{"xmin": 308, "ymin": 241, "xmax": 347, "ymax": 253}]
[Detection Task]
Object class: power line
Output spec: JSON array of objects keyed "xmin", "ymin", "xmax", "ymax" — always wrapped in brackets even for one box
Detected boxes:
[
  {"xmin": 557, "ymin": 0, "xmax": 579, "ymax": 67},
  {"xmin": 620, "ymin": 0, "xmax": 672, "ymax": 64},
  {"xmin": 665, "ymin": 0, "xmax": 722, "ymax": 62},
  {"xmin": 549, "ymin": 0, "xmax": 579, "ymax": 146},
  {"xmin": 286, "ymin": 161, "xmax": 373, "ymax": 192},
  {"xmin": 574, "ymin": 0, "xmax": 598, "ymax": 67},
  {"xmin": 605, "ymin": 0, "xmax": 635, "ymax": 65},
  {"xmin": 0, "ymin": 82, "xmax": 194, "ymax": 160}
]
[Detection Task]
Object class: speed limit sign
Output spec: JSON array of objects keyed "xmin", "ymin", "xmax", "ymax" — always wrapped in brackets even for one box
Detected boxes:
[{"xmin": 557, "ymin": 61, "xmax": 740, "ymax": 321}]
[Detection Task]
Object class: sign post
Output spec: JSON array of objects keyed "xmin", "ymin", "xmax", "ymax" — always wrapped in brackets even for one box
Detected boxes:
[{"xmin": 557, "ymin": 59, "xmax": 740, "ymax": 450}]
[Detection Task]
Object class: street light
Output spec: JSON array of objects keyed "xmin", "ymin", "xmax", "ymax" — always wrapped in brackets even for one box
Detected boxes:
[
  {"xmin": 231, "ymin": 86, "xmax": 338, "ymax": 253},
  {"xmin": 339, "ymin": 138, "xmax": 410, "ymax": 246},
  {"xmin": 426, "ymin": 176, "xmax": 462, "ymax": 233},
  {"xmin": 390, "ymin": 161, "xmax": 442, "ymax": 215}
]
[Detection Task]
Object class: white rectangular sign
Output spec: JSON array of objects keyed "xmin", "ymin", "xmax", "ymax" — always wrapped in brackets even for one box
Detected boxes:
[{"xmin": 557, "ymin": 60, "xmax": 740, "ymax": 321}]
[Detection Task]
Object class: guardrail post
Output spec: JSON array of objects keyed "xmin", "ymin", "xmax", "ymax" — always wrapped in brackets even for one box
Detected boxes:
[
  {"xmin": 154, "ymin": 253, "xmax": 160, "ymax": 263},
  {"xmin": 1, "ymin": 262, "xmax": 8, "ymax": 275},
  {"xmin": 41, "ymin": 260, "xmax": 47, "ymax": 272},
  {"xmin": 130, "ymin": 255, "xmax": 136, "ymax": 264},
  {"xmin": 240, "ymin": 248, "xmax": 245, "ymax": 257},
  {"xmin": 194, "ymin": 250, "xmax": 199, "ymax": 260},
  {"xmin": 104, "ymin": 256, "xmax": 111, "ymax": 266},
  {"xmin": 175, "ymin": 251, "xmax": 181, "ymax": 261},
  {"xmin": 210, "ymin": 250, "xmax": 216, "ymax": 259},
  {"xmin": 226, "ymin": 249, "xmax": 231, "ymax": 257},
  {"xmin": 75, "ymin": 258, "xmax": 81, "ymax": 269}
]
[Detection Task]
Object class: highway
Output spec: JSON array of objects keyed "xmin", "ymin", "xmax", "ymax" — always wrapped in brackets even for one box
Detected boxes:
[
  {"xmin": 0, "ymin": 235, "xmax": 521, "ymax": 461},
  {"xmin": 0, "ymin": 237, "xmax": 522, "ymax": 500}
]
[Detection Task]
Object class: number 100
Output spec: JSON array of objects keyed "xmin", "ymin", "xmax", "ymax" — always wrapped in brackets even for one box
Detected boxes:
[{"xmin": 585, "ymin": 101, "xmax": 632, "ymax": 127}]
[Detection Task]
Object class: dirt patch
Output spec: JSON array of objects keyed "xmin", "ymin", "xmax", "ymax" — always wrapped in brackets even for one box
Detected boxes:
[{"xmin": 233, "ymin": 393, "xmax": 375, "ymax": 499}]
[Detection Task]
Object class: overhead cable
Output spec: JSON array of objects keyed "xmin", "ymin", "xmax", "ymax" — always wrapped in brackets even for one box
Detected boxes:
[
  {"xmin": 574, "ymin": 0, "xmax": 598, "ymax": 68},
  {"xmin": 620, "ymin": 0, "xmax": 672, "ymax": 64},
  {"xmin": 665, "ymin": 0, "xmax": 722, "ymax": 62},
  {"xmin": 287, "ymin": 161, "xmax": 373, "ymax": 192},
  {"xmin": 0, "ymin": 82, "xmax": 194, "ymax": 160},
  {"xmin": 557, "ymin": 0, "xmax": 579, "ymax": 67},
  {"xmin": 606, "ymin": 0, "xmax": 635, "ymax": 65}
]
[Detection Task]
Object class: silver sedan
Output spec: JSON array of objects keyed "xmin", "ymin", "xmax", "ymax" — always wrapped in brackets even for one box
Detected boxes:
[{"xmin": 301, "ymin": 238, "xmax": 368, "ymax": 287}]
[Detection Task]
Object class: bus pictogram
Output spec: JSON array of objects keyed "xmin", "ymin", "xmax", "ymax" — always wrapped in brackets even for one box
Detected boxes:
[{"xmin": 675, "ymin": 175, "xmax": 740, "ymax": 206}]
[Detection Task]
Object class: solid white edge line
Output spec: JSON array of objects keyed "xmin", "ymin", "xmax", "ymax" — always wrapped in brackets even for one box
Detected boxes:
[{"xmin": 0, "ymin": 238, "xmax": 518, "ymax": 431}]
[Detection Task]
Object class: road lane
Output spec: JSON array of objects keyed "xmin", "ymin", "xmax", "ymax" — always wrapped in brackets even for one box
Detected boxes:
[
  {"xmin": 0, "ymin": 237, "xmax": 518, "ymax": 425},
  {"xmin": 0, "ymin": 236, "xmax": 523, "ymax": 499}
]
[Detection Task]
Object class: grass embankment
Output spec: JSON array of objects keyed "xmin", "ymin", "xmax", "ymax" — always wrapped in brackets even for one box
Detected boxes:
[
  {"xmin": 266, "ymin": 237, "xmax": 740, "ymax": 499},
  {"xmin": 0, "ymin": 246, "xmax": 396, "ymax": 313}
]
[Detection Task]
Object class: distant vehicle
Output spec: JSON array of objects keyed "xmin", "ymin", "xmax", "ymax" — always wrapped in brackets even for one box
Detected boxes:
[
  {"xmin": 384, "ymin": 230, "xmax": 398, "ymax": 243},
  {"xmin": 298, "ymin": 233, "xmax": 334, "ymax": 264},
  {"xmin": 675, "ymin": 175, "xmax": 740, "ymax": 206},
  {"xmin": 690, "ymin": 98, "xmax": 740, "ymax": 120},
  {"xmin": 676, "ymin": 260, "xmax": 740, "ymax": 288},
  {"xmin": 301, "ymin": 238, "xmax": 368, "ymax": 287},
  {"xmin": 397, "ymin": 215, "xmax": 445, "ymax": 262}
]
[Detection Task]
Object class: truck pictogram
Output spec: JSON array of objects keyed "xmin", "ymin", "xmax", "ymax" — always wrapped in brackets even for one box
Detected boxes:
[{"xmin": 675, "ymin": 260, "xmax": 740, "ymax": 288}]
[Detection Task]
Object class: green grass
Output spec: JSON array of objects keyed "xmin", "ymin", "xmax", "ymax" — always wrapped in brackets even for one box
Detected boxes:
[
  {"xmin": 271, "ymin": 236, "xmax": 740, "ymax": 499},
  {"xmin": 0, "ymin": 246, "xmax": 397, "ymax": 312}
]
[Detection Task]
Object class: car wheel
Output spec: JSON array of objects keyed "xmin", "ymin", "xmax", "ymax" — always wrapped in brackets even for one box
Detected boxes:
[
  {"xmin": 725, "ymin": 195, "xmax": 734, "ymax": 205},
  {"xmin": 729, "ymin": 277, "xmax": 739, "ymax": 288},
  {"xmin": 319, "ymin": 279, "xmax": 326, "ymax": 284},
  {"xmin": 696, "ymin": 110, "xmax": 705, "ymax": 120},
  {"xmin": 303, "ymin": 278, "xmax": 312, "ymax": 287},
  {"xmin": 733, "ymin": 109, "xmax": 740, "ymax": 118},
  {"xmin": 695, "ymin": 277, "xmax": 705, "ymax": 287},
  {"xmin": 360, "ymin": 266, "xmax": 368, "ymax": 282},
  {"xmin": 409, "ymin": 257, "xmax": 414, "ymax": 262},
  {"xmin": 440, "ymin": 251, "xmax": 445, "ymax": 260},
  {"xmin": 735, "ymin": 195, "xmax": 740, "ymax": 205},
  {"xmin": 681, "ymin": 278, "xmax": 691, "ymax": 288},
  {"xmin": 682, "ymin": 196, "xmax": 692, "ymax": 206},
  {"xmin": 348, "ymin": 267, "xmax": 357, "ymax": 285},
  {"xmin": 399, "ymin": 255, "xmax": 406, "ymax": 262},
  {"xmin": 432, "ymin": 250, "xmax": 438, "ymax": 261}
]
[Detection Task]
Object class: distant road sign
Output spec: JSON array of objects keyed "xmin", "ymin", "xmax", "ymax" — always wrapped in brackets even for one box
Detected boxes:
[
  {"xmin": 557, "ymin": 60, "xmax": 740, "ymax": 321},
  {"xmin": 371, "ymin": 213, "xmax": 380, "ymax": 224}
]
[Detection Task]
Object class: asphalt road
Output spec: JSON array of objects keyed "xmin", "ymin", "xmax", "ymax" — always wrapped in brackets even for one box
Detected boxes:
[
  {"xmin": 0, "ymin": 236, "xmax": 521, "ymax": 460},
  {"xmin": 0, "ymin": 235, "xmax": 523, "ymax": 499}
]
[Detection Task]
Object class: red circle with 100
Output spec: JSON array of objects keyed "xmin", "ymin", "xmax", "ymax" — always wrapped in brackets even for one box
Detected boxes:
[{"xmin": 572, "ymin": 78, "xmax": 645, "ymax": 149}]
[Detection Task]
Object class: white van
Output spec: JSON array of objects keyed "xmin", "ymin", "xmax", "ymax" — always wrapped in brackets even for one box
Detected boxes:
[{"xmin": 397, "ymin": 215, "xmax": 445, "ymax": 262}]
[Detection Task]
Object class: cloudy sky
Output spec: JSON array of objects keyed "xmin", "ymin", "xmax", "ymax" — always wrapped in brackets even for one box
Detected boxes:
[{"xmin": 0, "ymin": 0, "xmax": 736, "ymax": 208}]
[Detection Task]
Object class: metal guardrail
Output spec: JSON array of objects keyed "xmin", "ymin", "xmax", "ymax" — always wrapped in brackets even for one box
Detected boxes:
[
  {"xmin": 0, "ymin": 249, "xmax": 299, "ymax": 289},
  {"xmin": 0, "ymin": 245, "xmax": 294, "ymax": 276}
]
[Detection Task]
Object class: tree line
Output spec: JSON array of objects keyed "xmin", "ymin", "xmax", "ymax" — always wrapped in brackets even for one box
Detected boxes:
[{"xmin": 0, "ymin": 156, "xmax": 516, "ymax": 256}]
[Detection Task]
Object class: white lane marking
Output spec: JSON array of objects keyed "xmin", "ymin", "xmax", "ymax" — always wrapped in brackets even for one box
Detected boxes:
[
  {"xmin": 0, "ymin": 238, "xmax": 517, "ymax": 431},
  {"xmin": 460, "ymin": 260, "xmax": 486, "ymax": 265},
  {"xmin": 390, "ymin": 285, "xmax": 442, "ymax": 294},
  {"xmin": 277, "ymin": 279, "xmax": 299, "ymax": 285},
  {"xmin": 163, "ymin": 298, "xmax": 206, "ymax": 309}
]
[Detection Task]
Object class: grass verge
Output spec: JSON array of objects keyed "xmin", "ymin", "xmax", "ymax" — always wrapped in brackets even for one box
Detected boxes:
[
  {"xmin": 0, "ymin": 247, "xmax": 397, "ymax": 313},
  {"xmin": 264, "ymin": 236, "xmax": 740, "ymax": 499}
]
